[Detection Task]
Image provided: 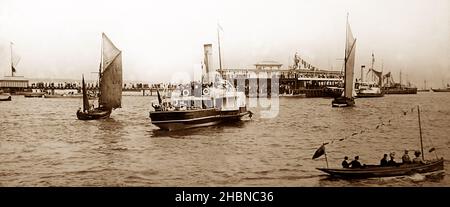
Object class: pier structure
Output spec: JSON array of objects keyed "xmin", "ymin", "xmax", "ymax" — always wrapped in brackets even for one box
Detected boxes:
[
  {"xmin": 0, "ymin": 76, "xmax": 29, "ymax": 93},
  {"xmin": 218, "ymin": 61, "xmax": 344, "ymax": 97},
  {"xmin": 25, "ymin": 80, "xmax": 176, "ymax": 96}
]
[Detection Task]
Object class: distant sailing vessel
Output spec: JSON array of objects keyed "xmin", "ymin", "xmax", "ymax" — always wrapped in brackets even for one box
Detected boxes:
[
  {"xmin": 77, "ymin": 33, "xmax": 122, "ymax": 120},
  {"xmin": 332, "ymin": 15, "xmax": 356, "ymax": 107},
  {"xmin": 431, "ymin": 83, "xmax": 450, "ymax": 92},
  {"xmin": 315, "ymin": 105, "xmax": 444, "ymax": 178},
  {"xmin": 149, "ymin": 44, "xmax": 252, "ymax": 131}
]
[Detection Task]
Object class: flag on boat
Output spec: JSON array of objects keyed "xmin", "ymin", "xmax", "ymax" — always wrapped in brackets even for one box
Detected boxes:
[
  {"xmin": 312, "ymin": 143, "xmax": 328, "ymax": 159},
  {"xmin": 10, "ymin": 42, "xmax": 21, "ymax": 75}
]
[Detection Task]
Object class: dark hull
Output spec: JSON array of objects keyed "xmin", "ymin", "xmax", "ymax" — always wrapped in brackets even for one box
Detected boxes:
[
  {"xmin": 332, "ymin": 96, "xmax": 355, "ymax": 107},
  {"xmin": 76, "ymin": 108, "xmax": 111, "ymax": 120},
  {"xmin": 24, "ymin": 92, "xmax": 46, "ymax": 98},
  {"xmin": 150, "ymin": 107, "xmax": 250, "ymax": 131},
  {"xmin": 356, "ymin": 92, "xmax": 384, "ymax": 98},
  {"xmin": 383, "ymin": 87, "xmax": 417, "ymax": 94},
  {"xmin": 431, "ymin": 88, "xmax": 450, "ymax": 92},
  {"xmin": 323, "ymin": 88, "xmax": 343, "ymax": 98},
  {"xmin": 317, "ymin": 158, "xmax": 444, "ymax": 179},
  {"xmin": 279, "ymin": 93, "xmax": 306, "ymax": 98},
  {"xmin": 44, "ymin": 94, "xmax": 83, "ymax": 98}
]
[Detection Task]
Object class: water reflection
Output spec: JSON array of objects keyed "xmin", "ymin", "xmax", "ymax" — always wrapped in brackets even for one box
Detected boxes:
[
  {"xmin": 150, "ymin": 125, "xmax": 226, "ymax": 138},
  {"xmin": 149, "ymin": 120, "xmax": 249, "ymax": 138}
]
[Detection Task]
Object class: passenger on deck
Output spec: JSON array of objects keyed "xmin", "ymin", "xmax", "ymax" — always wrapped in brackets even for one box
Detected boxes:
[
  {"xmin": 380, "ymin": 154, "xmax": 388, "ymax": 166},
  {"xmin": 350, "ymin": 156, "xmax": 362, "ymax": 168},
  {"xmin": 341, "ymin": 156, "xmax": 350, "ymax": 168},
  {"xmin": 412, "ymin": 151, "xmax": 425, "ymax": 164},
  {"xmin": 402, "ymin": 150, "xmax": 411, "ymax": 164},
  {"xmin": 387, "ymin": 152, "xmax": 399, "ymax": 167}
]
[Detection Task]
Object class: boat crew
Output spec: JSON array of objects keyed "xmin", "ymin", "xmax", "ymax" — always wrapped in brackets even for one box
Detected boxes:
[
  {"xmin": 349, "ymin": 156, "xmax": 362, "ymax": 168},
  {"xmin": 402, "ymin": 150, "xmax": 411, "ymax": 164},
  {"xmin": 387, "ymin": 152, "xmax": 399, "ymax": 167},
  {"xmin": 341, "ymin": 156, "xmax": 350, "ymax": 168},
  {"xmin": 412, "ymin": 151, "xmax": 425, "ymax": 164},
  {"xmin": 380, "ymin": 154, "xmax": 388, "ymax": 166}
]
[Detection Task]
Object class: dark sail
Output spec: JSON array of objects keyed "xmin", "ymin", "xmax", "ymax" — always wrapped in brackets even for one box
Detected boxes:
[
  {"xmin": 369, "ymin": 68, "xmax": 383, "ymax": 86},
  {"xmin": 99, "ymin": 33, "xmax": 122, "ymax": 109},
  {"xmin": 10, "ymin": 42, "xmax": 20, "ymax": 76},
  {"xmin": 82, "ymin": 75, "xmax": 89, "ymax": 112},
  {"xmin": 157, "ymin": 89, "xmax": 162, "ymax": 105}
]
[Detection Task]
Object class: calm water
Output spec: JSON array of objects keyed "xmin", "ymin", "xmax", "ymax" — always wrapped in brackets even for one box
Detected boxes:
[{"xmin": 1, "ymin": 93, "xmax": 449, "ymax": 186}]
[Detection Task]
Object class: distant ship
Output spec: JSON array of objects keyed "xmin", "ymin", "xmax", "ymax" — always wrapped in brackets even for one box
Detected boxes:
[
  {"xmin": 354, "ymin": 54, "xmax": 384, "ymax": 98},
  {"xmin": 77, "ymin": 33, "xmax": 122, "ymax": 120},
  {"xmin": 332, "ymin": 15, "xmax": 356, "ymax": 107},
  {"xmin": 23, "ymin": 91, "xmax": 45, "ymax": 98},
  {"xmin": 355, "ymin": 81, "xmax": 383, "ymax": 98},
  {"xmin": 44, "ymin": 92, "xmax": 84, "ymax": 98},
  {"xmin": 382, "ymin": 71, "xmax": 417, "ymax": 94},
  {"xmin": 431, "ymin": 83, "xmax": 450, "ymax": 92},
  {"xmin": 149, "ymin": 44, "xmax": 252, "ymax": 131},
  {"xmin": 417, "ymin": 80, "xmax": 430, "ymax": 92},
  {"xmin": 45, "ymin": 93, "xmax": 82, "ymax": 98}
]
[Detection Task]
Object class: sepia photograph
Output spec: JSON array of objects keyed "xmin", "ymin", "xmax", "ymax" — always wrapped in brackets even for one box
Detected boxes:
[{"xmin": 0, "ymin": 0, "xmax": 449, "ymax": 199}]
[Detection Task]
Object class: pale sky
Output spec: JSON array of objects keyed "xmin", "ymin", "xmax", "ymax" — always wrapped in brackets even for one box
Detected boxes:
[{"xmin": 0, "ymin": 0, "xmax": 448, "ymax": 87}]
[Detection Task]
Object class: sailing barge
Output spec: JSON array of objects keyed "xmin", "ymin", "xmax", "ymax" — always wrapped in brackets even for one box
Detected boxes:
[
  {"xmin": 332, "ymin": 15, "xmax": 356, "ymax": 107},
  {"xmin": 77, "ymin": 33, "xmax": 122, "ymax": 120}
]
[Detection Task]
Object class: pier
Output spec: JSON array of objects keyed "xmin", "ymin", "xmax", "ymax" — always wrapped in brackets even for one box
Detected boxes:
[
  {"xmin": 218, "ymin": 61, "xmax": 344, "ymax": 97},
  {"xmin": 2, "ymin": 80, "xmax": 177, "ymax": 96}
]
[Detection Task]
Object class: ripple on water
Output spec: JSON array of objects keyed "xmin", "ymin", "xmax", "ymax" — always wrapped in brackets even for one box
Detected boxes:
[{"xmin": 1, "ymin": 94, "xmax": 450, "ymax": 186}]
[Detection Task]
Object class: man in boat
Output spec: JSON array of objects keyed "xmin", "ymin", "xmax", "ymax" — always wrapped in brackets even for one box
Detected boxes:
[
  {"xmin": 402, "ymin": 150, "xmax": 411, "ymax": 164},
  {"xmin": 349, "ymin": 156, "xmax": 363, "ymax": 168},
  {"xmin": 412, "ymin": 151, "xmax": 425, "ymax": 164},
  {"xmin": 387, "ymin": 152, "xmax": 399, "ymax": 167},
  {"xmin": 380, "ymin": 154, "xmax": 388, "ymax": 166},
  {"xmin": 341, "ymin": 156, "xmax": 350, "ymax": 168}
]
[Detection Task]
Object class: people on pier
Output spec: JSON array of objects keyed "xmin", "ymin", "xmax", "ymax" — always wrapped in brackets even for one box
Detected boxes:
[
  {"xmin": 350, "ymin": 156, "xmax": 363, "ymax": 168},
  {"xmin": 342, "ymin": 156, "xmax": 350, "ymax": 168},
  {"xmin": 380, "ymin": 154, "xmax": 388, "ymax": 166},
  {"xmin": 402, "ymin": 150, "xmax": 411, "ymax": 164}
]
